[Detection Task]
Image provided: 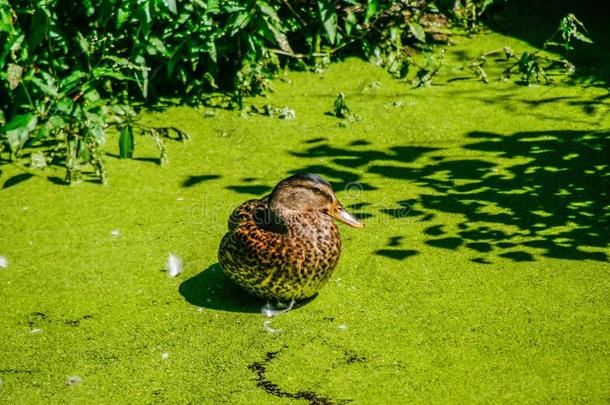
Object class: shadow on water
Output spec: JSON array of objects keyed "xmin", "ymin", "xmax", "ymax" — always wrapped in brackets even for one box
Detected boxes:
[
  {"xmin": 179, "ymin": 263, "xmax": 319, "ymax": 313},
  {"xmin": 179, "ymin": 263, "xmax": 264, "ymax": 313},
  {"xmin": 485, "ymin": 0, "xmax": 610, "ymax": 88},
  {"xmin": 182, "ymin": 174, "xmax": 221, "ymax": 187},
  {"xmin": 2, "ymin": 173, "xmax": 33, "ymax": 189},
  {"xmin": 270, "ymin": 130, "xmax": 610, "ymax": 263}
]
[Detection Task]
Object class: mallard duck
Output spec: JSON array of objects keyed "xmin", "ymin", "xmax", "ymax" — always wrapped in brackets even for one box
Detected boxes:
[{"xmin": 218, "ymin": 173, "xmax": 363, "ymax": 301}]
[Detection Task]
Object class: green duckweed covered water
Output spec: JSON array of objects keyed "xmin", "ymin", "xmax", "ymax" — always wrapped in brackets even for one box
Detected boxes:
[{"xmin": 1, "ymin": 30, "xmax": 609, "ymax": 403}]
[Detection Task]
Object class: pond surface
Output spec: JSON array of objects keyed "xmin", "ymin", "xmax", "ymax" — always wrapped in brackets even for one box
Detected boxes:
[{"xmin": 0, "ymin": 29, "xmax": 609, "ymax": 403}]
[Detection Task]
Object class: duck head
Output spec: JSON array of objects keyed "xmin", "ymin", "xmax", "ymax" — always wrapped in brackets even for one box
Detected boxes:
[{"xmin": 268, "ymin": 173, "xmax": 364, "ymax": 228}]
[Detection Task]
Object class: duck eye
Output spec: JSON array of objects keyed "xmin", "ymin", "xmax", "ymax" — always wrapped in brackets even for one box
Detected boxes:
[{"xmin": 310, "ymin": 187, "xmax": 331, "ymax": 200}]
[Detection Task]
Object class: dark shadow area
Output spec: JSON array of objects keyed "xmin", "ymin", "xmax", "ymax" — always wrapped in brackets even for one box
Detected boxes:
[
  {"xmin": 179, "ymin": 263, "xmax": 263, "ymax": 313},
  {"xmin": 2, "ymin": 173, "xmax": 33, "ymax": 189},
  {"xmin": 369, "ymin": 129, "xmax": 610, "ymax": 262},
  {"xmin": 289, "ymin": 143, "xmax": 438, "ymax": 191},
  {"xmin": 375, "ymin": 249, "xmax": 419, "ymax": 260},
  {"xmin": 179, "ymin": 263, "xmax": 318, "ymax": 313},
  {"xmin": 226, "ymin": 185, "xmax": 272, "ymax": 195},
  {"xmin": 47, "ymin": 176, "xmax": 66, "ymax": 185},
  {"xmin": 105, "ymin": 152, "xmax": 163, "ymax": 165},
  {"xmin": 279, "ymin": 130, "xmax": 609, "ymax": 263},
  {"xmin": 485, "ymin": 0, "xmax": 610, "ymax": 88},
  {"xmin": 182, "ymin": 174, "xmax": 221, "ymax": 187}
]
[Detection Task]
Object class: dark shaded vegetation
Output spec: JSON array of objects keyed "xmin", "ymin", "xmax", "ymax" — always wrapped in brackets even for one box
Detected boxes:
[
  {"xmin": 283, "ymin": 130, "xmax": 609, "ymax": 263},
  {"xmin": 0, "ymin": 0, "xmax": 504, "ymax": 184},
  {"xmin": 485, "ymin": 0, "xmax": 610, "ymax": 88}
]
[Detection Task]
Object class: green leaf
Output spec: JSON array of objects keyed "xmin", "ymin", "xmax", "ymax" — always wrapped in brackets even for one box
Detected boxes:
[
  {"xmin": 409, "ymin": 22, "xmax": 426, "ymax": 43},
  {"xmin": 77, "ymin": 31, "xmax": 89, "ymax": 53},
  {"xmin": 116, "ymin": 6, "xmax": 129, "ymax": 29},
  {"xmin": 572, "ymin": 31, "xmax": 593, "ymax": 44},
  {"xmin": 31, "ymin": 77, "xmax": 58, "ymax": 98},
  {"xmin": 89, "ymin": 124, "xmax": 106, "ymax": 144},
  {"xmin": 3, "ymin": 113, "xmax": 38, "ymax": 152},
  {"xmin": 7, "ymin": 63, "xmax": 22, "ymax": 90},
  {"xmin": 257, "ymin": 1, "xmax": 279, "ymax": 21},
  {"xmin": 365, "ymin": 0, "xmax": 378, "ymax": 23},
  {"xmin": 163, "ymin": 0, "xmax": 178, "ymax": 14},
  {"xmin": 345, "ymin": 11, "xmax": 357, "ymax": 36},
  {"xmin": 228, "ymin": 11, "xmax": 251, "ymax": 35},
  {"xmin": 317, "ymin": 0, "xmax": 337, "ymax": 44},
  {"xmin": 119, "ymin": 125, "xmax": 134, "ymax": 158},
  {"xmin": 92, "ymin": 67, "xmax": 134, "ymax": 82},
  {"xmin": 206, "ymin": 0, "xmax": 220, "ymax": 13}
]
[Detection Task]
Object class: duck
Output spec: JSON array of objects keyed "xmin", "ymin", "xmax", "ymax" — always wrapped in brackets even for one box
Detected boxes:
[{"xmin": 218, "ymin": 173, "xmax": 364, "ymax": 301}]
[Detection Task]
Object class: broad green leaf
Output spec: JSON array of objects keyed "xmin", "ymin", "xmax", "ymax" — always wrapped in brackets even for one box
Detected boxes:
[
  {"xmin": 3, "ymin": 113, "xmax": 38, "ymax": 152},
  {"xmin": 206, "ymin": 0, "xmax": 220, "ymax": 13},
  {"xmin": 345, "ymin": 11, "xmax": 357, "ymax": 36},
  {"xmin": 47, "ymin": 115, "xmax": 66, "ymax": 131},
  {"xmin": 60, "ymin": 70, "xmax": 87, "ymax": 94},
  {"xmin": 365, "ymin": 0, "xmax": 378, "ymax": 23},
  {"xmin": 163, "ymin": 0, "xmax": 178, "ymax": 14},
  {"xmin": 257, "ymin": 1, "xmax": 279, "ymax": 21},
  {"xmin": 228, "ymin": 12, "xmax": 251, "ymax": 35},
  {"xmin": 119, "ymin": 125, "xmax": 134, "ymax": 158},
  {"xmin": 116, "ymin": 6, "xmax": 129, "ymax": 29},
  {"xmin": 89, "ymin": 124, "xmax": 106, "ymax": 144},
  {"xmin": 28, "ymin": 71, "xmax": 59, "ymax": 98},
  {"xmin": 317, "ymin": 0, "xmax": 337, "ymax": 44},
  {"xmin": 77, "ymin": 31, "xmax": 89, "ymax": 53},
  {"xmin": 409, "ymin": 22, "xmax": 426, "ymax": 43}
]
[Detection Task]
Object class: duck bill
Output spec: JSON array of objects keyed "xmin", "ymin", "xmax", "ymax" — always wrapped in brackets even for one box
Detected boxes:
[{"xmin": 333, "ymin": 205, "xmax": 364, "ymax": 228}]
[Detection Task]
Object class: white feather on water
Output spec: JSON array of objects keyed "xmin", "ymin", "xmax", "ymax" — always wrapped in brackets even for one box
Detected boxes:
[
  {"xmin": 166, "ymin": 254, "xmax": 183, "ymax": 277},
  {"xmin": 263, "ymin": 320, "xmax": 281, "ymax": 334},
  {"xmin": 0, "ymin": 256, "xmax": 8, "ymax": 269},
  {"xmin": 66, "ymin": 376, "xmax": 82, "ymax": 386},
  {"xmin": 261, "ymin": 300, "xmax": 295, "ymax": 318}
]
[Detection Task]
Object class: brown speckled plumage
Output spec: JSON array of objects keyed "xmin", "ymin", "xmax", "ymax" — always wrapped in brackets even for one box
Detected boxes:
[{"xmin": 218, "ymin": 173, "xmax": 363, "ymax": 301}]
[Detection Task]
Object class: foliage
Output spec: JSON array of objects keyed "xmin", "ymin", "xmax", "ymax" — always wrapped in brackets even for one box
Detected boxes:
[
  {"xmin": 544, "ymin": 13, "xmax": 593, "ymax": 54},
  {"xmin": 465, "ymin": 13, "xmax": 592, "ymax": 85},
  {"xmin": 0, "ymin": 0, "xmax": 515, "ymax": 183}
]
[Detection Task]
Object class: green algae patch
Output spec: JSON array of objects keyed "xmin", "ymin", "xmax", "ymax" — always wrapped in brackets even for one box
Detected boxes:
[{"xmin": 1, "ymin": 30, "xmax": 609, "ymax": 403}]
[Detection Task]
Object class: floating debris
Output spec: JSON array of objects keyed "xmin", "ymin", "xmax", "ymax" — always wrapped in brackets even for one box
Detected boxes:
[
  {"xmin": 262, "ymin": 320, "xmax": 281, "ymax": 334},
  {"xmin": 0, "ymin": 256, "xmax": 8, "ymax": 269},
  {"xmin": 166, "ymin": 254, "xmax": 183, "ymax": 277},
  {"xmin": 161, "ymin": 352, "xmax": 169, "ymax": 360},
  {"xmin": 261, "ymin": 301, "xmax": 295, "ymax": 318},
  {"xmin": 30, "ymin": 328, "xmax": 43, "ymax": 334},
  {"xmin": 247, "ymin": 104, "xmax": 296, "ymax": 120},
  {"xmin": 110, "ymin": 229, "xmax": 121, "ymax": 237},
  {"xmin": 338, "ymin": 323, "xmax": 349, "ymax": 331},
  {"xmin": 277, "ymin": 107, "xmax": 296, "ymax": 120},
  {"xmin": 66, "ymin": 376, "xmax": 82, "ymax": 386},
  {"xmin": 176, "ymin": 197, "xmax": 184, "ymax": 202}
]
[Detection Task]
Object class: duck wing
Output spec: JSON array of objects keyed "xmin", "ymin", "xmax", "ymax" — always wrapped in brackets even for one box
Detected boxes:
[{"xmin": 227, "ymin": 196, "xmax": 269, "ymax": 231}]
